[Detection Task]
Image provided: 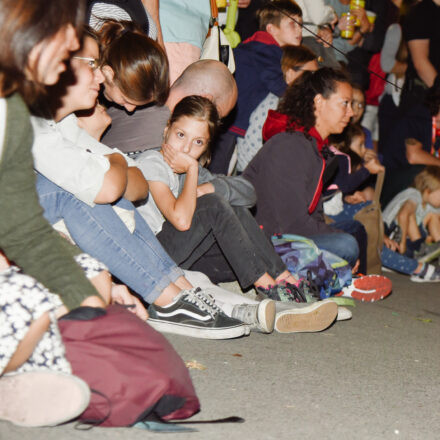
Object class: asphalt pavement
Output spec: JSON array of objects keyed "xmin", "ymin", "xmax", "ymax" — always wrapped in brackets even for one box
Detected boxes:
[{"xmin": 1, "ymin": 271, "xmax": 439, "ymax": 440}]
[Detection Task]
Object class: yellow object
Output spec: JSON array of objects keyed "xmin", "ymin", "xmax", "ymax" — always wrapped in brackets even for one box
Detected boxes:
[
  {"xmin": 350, "ymin": 0, "xmax": 365, "ymax": 7},
  {"xmin": 350, "ymin": 0, "xmax": 365, "ymax": 26},
  {"xmin": 366, "ymin": 10, "xmax": 377, "ymax": 25},
  {"xmin": 340, "ymin": 12, "xmax": 356, "ymax": 39},
  {"xmin": 223, "ymin": 0, "xmax": 241, "ymax": 48},
  {"xmin": 216, "ymin": 0, "xmax": 227, "ymax": 8}
]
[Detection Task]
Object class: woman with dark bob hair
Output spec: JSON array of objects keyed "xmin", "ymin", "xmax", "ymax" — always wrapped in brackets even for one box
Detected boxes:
[{"xmin": 243, "ymin": 67, "xmax": 368, "ymax": 273}]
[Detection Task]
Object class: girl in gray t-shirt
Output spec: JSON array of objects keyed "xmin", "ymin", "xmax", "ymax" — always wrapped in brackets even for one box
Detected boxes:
[{"xmin": 139, "ymin": 95, "xmax": 318, "ymax": 303}]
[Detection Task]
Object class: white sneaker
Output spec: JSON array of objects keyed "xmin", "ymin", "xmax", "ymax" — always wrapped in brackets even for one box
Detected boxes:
[
  {"xmin": 231, "ymin": 299, "xmax": 276, "ymax": 333},
  {"xmin": 0, "ymin": 370, "xmax": 90, "ymax": 427},
  {"xmin": 336, "ymin": 306, "xmax": 352, "ymax": 321},
  {"xmin": 274, "ymin": 299, "xmax": 338, "ymax": 333}
]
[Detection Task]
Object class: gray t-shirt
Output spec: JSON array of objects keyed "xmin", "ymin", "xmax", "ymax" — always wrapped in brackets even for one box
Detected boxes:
[
  {"xmin": 135, "ymin": 150, "xmax": 179, "ymax": 234},
  {"xmin": 102, "ymin": 105, "xmax": 171, "ymax": 153},
  {"xmin": 383, "ymin": 187, "xmax": 440, "ymax": 228}
]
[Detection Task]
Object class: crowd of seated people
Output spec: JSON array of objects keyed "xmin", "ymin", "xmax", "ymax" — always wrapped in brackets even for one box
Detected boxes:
[{"xmin": 1, "ymin": 0, "xmax": 439, "ymax": 430}]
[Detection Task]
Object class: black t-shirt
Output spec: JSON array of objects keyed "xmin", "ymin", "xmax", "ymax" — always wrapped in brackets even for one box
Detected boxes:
[
  {"xmin": 362, "ymin": 0, "xmax": 399, "ymax": 53},
  {"xmin": 382, "ymin": 104, "xmax": 433, "ymax": 171},
  {"xmin": 404, "ymin": 0, "xmax": 440, "ymax": 84}
]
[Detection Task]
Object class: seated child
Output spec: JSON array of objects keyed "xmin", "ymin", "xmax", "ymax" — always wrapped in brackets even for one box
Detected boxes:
[
  {"xmin": 137, "ymin": 95, "xmax": 339, "ymax": 332},
  {"xmin": 209, "ymin": 0, "xmax": 303, "ymax": 173},
  {"xmin": 237, "ymin": 44, "xmax": 318, "ymax": 172},
  {"xmin": 325, "ymin": 138, "xmax": 440, "ymax": 282},
  {"xmin": 326, "ymin": 123, "xmax": 384, "ymax": 212},
  {"xmin": 383, "ymin": 166, "xmax": 440, "ymax": 261}
]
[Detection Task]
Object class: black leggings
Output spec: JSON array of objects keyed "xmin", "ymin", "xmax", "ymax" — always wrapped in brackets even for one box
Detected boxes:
[{"xmin": 157, "ymin": 193, "xmax": 286, "ymax": 288}]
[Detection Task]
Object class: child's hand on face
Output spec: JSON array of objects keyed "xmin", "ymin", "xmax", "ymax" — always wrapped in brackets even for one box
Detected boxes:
[
  {"xmin": 162, "ymin": 143, "xmax": 198, "ymax": 174},
  {"xmin": 363, "ymin": 149, "xmax": 377, "ymax": 162}
]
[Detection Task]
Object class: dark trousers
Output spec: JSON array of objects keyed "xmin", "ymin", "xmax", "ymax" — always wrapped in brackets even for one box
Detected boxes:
[{"xmin": 157, "ymin": 193, "xmax": 286, "ymax": 288}]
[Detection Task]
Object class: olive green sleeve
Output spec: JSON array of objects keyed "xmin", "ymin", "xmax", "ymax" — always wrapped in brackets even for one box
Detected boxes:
[{"xmin": 0, "ymin": 94, "xmax": 101, "ymax": 310}]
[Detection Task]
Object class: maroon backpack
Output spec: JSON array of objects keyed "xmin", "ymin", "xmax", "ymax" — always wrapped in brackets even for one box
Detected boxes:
[{"xmin": 59, "ymin": 305, "xmax": 200, "ymax": 427}]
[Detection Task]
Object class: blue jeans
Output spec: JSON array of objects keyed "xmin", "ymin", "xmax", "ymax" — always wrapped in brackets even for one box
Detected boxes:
[
  {"xmin": 381, "ymin": 246, "xmax": 418, "ymax": 275},
  {"xmin": 36, "ymin": 174, "xmax": 183, "ymax": 303},
  {"xmin": 309, "ymin": 226, "xmax": 360, "ymax": 268}
]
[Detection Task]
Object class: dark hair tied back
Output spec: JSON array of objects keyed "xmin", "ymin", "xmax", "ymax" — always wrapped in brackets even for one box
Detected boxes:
[
  {"xmin": 278, "ymin": 67, "xmax": 350, "ymax": 132},
  {"xmin": 99, "ymin": 20, "xmax": 169, "ymax": 105}
]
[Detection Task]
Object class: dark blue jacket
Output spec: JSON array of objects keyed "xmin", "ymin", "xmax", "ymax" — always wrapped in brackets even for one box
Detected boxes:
[{"xmin": 229, "ymin": 31, "xmax": 286, "ymax": 137}]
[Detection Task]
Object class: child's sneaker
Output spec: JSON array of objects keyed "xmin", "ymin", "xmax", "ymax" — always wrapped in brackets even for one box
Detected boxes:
[
  {"xmin": 410, "ymin": 264, "xmax": 440, "ymax": 283},
  {"xmin": 0, "ymin": 371, "xmax": 90, "ymax": 427},
  {"xmin": 231, "ymin": 299, "xmax": 276, "ymax": 333},
  {"xmin": 336, "ymin": 274, "xmax": 392, "ymax": 302},
  {"xmin": 148, "ymin": 287, "xmax": 248, "ymax": 339},
  {"xmin": 255, "ymin": 283, "xmax": 307, "ymax": 303}
]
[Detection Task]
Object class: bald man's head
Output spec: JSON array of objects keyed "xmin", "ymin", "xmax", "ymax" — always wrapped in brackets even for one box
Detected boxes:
[{"xmin": 167, "ymin": 60, "xmax": 237, "ymax": 118}]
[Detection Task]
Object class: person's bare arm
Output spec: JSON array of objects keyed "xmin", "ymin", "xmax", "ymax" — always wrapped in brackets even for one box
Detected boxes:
[
  {"xmin": 141, "ymin": 0, "xmax": 164, "ymax": 47},
  {"xmin": 405, "ymin": 138, "xmax": 440, "ymax": 167},
  {"xmin": 390, "ymin": 60, "xmax": 407, "ymax": 76},
  {"xmin": 348, "ymin": 7, "xmax": 370, "ymax": 46},
  {"xmin": 124, "ymin": 167, "xmax": 149, "ymax": 202},
  {"xmin": 408, "ymin": 39, "xmax": 438, "ymax": 88},
  {"xmin": 94, "ymin": 153, "xmax": 128, "ymax": 204},
  {"xmin": 150, "ymin": 145, "xmax": 199, "ymax": 231}
]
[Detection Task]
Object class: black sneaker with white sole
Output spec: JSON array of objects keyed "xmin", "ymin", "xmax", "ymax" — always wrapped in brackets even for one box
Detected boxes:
[{"xmin": 147, "ymin": 287, "xmax": 248, "ymax": 339}]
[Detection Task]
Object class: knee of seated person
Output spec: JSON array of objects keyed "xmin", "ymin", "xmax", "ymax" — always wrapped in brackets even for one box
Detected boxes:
[
  {"xmin": 197, "ymin": 192, "xmax": 230, "ymax": 209},
  {"xmin": 342, "ymin": 233, "xmax": 360, "ymax": 265}
]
